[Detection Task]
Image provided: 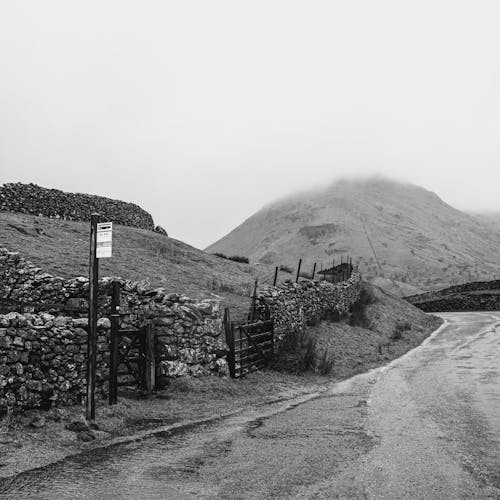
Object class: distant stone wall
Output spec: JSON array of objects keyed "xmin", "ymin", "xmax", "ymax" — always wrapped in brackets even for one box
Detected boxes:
[
  {"xmin": 254, "ymin": 273, "xmax": 362, "ymax": 348},
  {"xmin": 0, "ymin": 183, "xmax": 155, "ymax": 230},
  {"xmin": 405, "ymin": 279, "xmax": 500, "ymax": 312},
  {"xmin": 0, "ymin": 248, "xmax": 226, "ymax": 411}
]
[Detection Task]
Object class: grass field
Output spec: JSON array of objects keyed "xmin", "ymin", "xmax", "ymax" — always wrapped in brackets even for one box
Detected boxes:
[{"xmin": 0, "ymin": 212, "xmax": 265, "ymax": 319}]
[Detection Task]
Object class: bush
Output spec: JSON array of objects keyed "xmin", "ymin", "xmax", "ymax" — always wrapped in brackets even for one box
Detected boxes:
[
  {"xmin": 228, "ymin": 255, "xmax": 249, "ymax": 264},
  {"xmin": 212, "ymin": 252, "xmax": 228, "ymax": 260},
  {"xmin": 349, "ymin": 282, "xmax": 376, "ymax": 328},
  {"xmin": 391, "ymin": 321, "xmax": 412, "ymax": 341},
  {"xmin": 279, "ymin": 265, "xmax": 293, "ymax": 274}
]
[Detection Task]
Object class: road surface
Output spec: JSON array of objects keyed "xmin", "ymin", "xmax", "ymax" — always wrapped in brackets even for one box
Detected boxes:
[{"xmin": 1, "ymin": 312, "xmax": 499, "ymax": 499}]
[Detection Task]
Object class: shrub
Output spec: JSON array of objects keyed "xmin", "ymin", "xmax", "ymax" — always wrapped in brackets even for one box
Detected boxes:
[
  {"xmin": 350, "ymin": 282, "xmax": 376, "ymax": 328},
  {"xmin": 391, "ymin": 321, "xmax": 412, "ymax": 341},
  {"xmin": 228, "ymin": 255, "xmax": 249, "ymax": 264},
  {"xmin": 279, "ymin": 265, "xmax": 293, "ymax": 274},
  {"xmin": 212, "ymin": 252, "xmax": 228, "ymax": 260}
]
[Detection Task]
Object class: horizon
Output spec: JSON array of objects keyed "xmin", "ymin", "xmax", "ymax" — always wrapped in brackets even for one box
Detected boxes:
[
  {"xmin": 1, "ymin": 174, "xmax": 496, "ymax": 251},
  {"xmin": 1, "ymin": 1, "xmax": 500, "ymax": 249}
]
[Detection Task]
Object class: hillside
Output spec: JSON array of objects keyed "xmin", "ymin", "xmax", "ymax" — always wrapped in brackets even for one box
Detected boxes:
[
  {"xmin": 274, "ymin": 281, "xmax": 442, "ymax": 376},
  {"xmin": 207, "ymin": 177, "xmax": 500, "ymax": 293},
  {"xmin": 0, "ymin": 212, "xmax": 259, "ymax": 319}
]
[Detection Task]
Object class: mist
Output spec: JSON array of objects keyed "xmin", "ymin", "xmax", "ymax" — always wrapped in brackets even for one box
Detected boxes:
[{"xmin": 1, "ymin": 1, "xmax": 499, "ymax": 248}]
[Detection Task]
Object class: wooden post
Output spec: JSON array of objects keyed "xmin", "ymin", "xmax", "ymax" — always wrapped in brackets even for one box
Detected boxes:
[
  {"xmin": 273, "ymin": 266, "xmax": 279, "ymax": 287},
  {"xmin": 295, "ymin": 258, "xmax": 302, "ymax": 283},
  {"xmin": 86, "ymin": 213, "xmax": 99, "ymax": 421},
  {"xmin": 144, "ymin": 322, "xmax": 155, "ymax": 394},
  {"xmin": 228, "ymin": 321, "xmax": 236, "ymax": 378},
  {"xmin": 108, "ymin": 280, "xmax": 120, "ymax": 405},
  {"xmin": 223, "ymin": 307, "xmax": 231, "ymax": 344},
  {"xmin": 312, "ymin": 262, "xmax": 317, "ymax": 280},
  {"xmin": 249, "ymin": 278, "xmax": 258, "ymax": 322}
]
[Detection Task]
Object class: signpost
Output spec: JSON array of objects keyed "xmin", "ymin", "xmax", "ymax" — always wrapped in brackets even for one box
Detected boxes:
[
  {"xmin": 96, "ymin": 222, "xmax": 113, "ymax": 258},
  {"xmin": 86, "ymin": 214, "xmax": 112, "ymax": 421}
]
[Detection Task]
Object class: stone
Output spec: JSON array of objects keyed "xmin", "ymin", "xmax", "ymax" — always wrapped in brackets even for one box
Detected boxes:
[
  {"xmin": 26, "ymin": 380, "xmax": 43, "ymax": 392},
  {"xmin": 0, "ymin": 336, "xmax": 12, "ymax": 348},
  {"xmin": 77, "ymin": 430, "xmax": 96, "ymax": 442},
  {"xmin": 161, "ymin": 360, "xmax": 189, "ymax": 378},
  {"xmin": 0, "ymin": 434, "xmax": 14, "ymax": 444},
  {"xmin": 39, "ymin": 313, "xmax": 55, "ymax": 322},
  {"xmin": 29, "ymin": 416, "xmax": 46, "ymax": 429},
  {"xmin": 97, "ymin": 318, "xmax": 111, "ymax": 329},
  {"xmin": 72, "ymin": 318, "xmax": 89, "ymax": 328},
  {"xmin": 66, "ymin": 421, "xmax": 89, "ymax": 432}
]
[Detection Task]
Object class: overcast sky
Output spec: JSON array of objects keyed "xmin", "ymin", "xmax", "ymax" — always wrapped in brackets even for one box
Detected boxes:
[{"xmin": 1, "ymin": 1, "xmax": 499, "ymax": 249}]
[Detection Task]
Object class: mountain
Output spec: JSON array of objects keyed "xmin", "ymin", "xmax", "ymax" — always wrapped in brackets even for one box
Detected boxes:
[{"xmin": 207, "ymin": 177, "xmax": 500, "ymax": 293}]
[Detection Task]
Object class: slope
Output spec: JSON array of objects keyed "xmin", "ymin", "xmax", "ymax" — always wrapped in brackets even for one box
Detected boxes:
[
  {"xmin": 207, "ymin": 177, "xmax": 500, "ymax": 292},
  {"xmin": 0, "ymin": 212, "xmax": 258, "ymax": 319}
]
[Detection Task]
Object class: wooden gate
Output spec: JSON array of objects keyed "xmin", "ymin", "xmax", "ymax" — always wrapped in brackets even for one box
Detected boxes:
[
  {"xmin": 224, "ymin": 308, "xmax": 274, "ymax": 378},
  {"xmin": 108, "ymin": 282, "xmax": 156, "ymax": 405}
]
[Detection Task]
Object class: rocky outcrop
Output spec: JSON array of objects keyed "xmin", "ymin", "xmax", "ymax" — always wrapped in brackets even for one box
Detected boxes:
[{"xmin": 0, "ymin": 183, "xmax": 155, "ymax": 230}]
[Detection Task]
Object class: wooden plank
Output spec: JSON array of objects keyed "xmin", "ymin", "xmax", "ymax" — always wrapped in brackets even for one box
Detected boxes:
[
  {"xmin": 238, "ymin": 349, "xmax": 273, "ymax": 363},
  {"xmin": 234, "ymin": 330, "xmax": 272, "ymax": 344},
  {"xmin": 240, "ymin": 320, "xmax": 273, "ymax": 330},
  {"xmin": 234, "ymin": 339, "xmax": 273, "ymax": 356},
  {"xmin": 144, "ymin": 322, "xmax": 155, "ymax": 393},
  {"xmin": 241, "ymin": 326, "xmax": 269, "ymax": 365},
  {"xmin": 108, "ymin": 280, "xmax": 120, "ymax": 405},
  {"xmin": 228, "ymin": 321, "xmax": 236, "ymax": 378},
  {"xmin": 116, "ymin": 329, "xmax": 143, "ymax": 336}
]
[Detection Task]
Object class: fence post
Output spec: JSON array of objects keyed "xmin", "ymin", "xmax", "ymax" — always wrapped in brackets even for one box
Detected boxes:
[
  {"xmin": 295, "ymin": 258, "xmax": 302, "ymax": 283},
  {"xmin": 273, "ymin": 266, "xmax": 279, "ymax": 287},
  {"xmin": 249, "ymin": 278, "xmax": 258, "ymax": 322},
  {"xmin": 311, "ymin": 262, "xmax": 317, "ymax": 280},
  {"xmin": 108, "ymin": 281, "xmax": 120, "ymax": 405},
  {"xmin": 144, "ymin": 322, "xmax": 155, "ymax": 394},
  {"xmin": 228, "ymin": 321, "xmax": 236, "ymax": 378}
]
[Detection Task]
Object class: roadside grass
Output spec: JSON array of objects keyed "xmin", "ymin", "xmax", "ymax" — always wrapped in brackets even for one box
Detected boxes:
[
  {"xmin": 97, "ymin": 371, "xmax": 329, "ymax": 434},
  {"xmin": 274, "ymin": 281, "xmax": 443, "ymax": 378}
]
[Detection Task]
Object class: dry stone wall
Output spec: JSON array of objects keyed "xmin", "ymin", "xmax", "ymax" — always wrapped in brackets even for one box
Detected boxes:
[
  {"xmin": 405, "ymin": 279, "xmax": 500, "ymax": 312},
  {"xmin": 0, "ymin": 248, "xmax": 226, "ymax": 412},
  {"xmin": 254, "ymin": 273, "xmax": 361, "ymax": 348},
  {"xmin": 0, "ymin": 183, "xmax": 155, "ymax": 230},
  {"xmin": 0, "ymin": 312, "xmax": 110, "ymax": 410}
]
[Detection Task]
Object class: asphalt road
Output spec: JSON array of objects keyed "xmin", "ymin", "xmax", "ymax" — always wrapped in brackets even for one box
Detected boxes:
[{"xmin": 2, "ymin": 312, "xmax": 500, "ymax": 499}]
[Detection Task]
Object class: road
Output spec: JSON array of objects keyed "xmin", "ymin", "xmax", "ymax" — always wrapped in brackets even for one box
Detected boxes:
[{"xmin": 1, "ymin": 312, "xmax": 500, "ymax": 499}]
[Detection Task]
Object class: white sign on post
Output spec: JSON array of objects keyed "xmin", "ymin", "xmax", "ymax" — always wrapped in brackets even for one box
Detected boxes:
[{"xmin": 96, "ymin": 222, "xmax": 113, "ymax": 258}]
